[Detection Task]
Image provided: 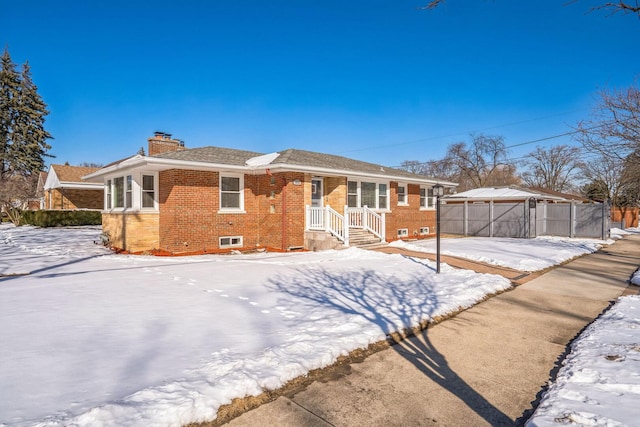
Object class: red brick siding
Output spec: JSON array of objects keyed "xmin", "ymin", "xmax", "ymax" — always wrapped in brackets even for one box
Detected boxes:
[
  {"xmin": 157, "ymin": 169, "xmax": 306, "ymax": 253},
  {"xmin": 45, "ymin": 188, "xmax": 103, "ymax": 210},
  {"xmin": 385, "ymin": 182, "xmax": 436, "ymax": 241}
]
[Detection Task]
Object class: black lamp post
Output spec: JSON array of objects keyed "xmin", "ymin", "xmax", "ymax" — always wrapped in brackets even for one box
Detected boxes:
[{"xmin": 433, "ymin": 184, "xmax": 444, "ymax": 274}]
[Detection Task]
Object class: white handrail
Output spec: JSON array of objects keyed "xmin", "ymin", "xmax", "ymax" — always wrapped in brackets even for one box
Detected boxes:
[
  {"xmin": 345, "ymin": 205, "xmax": 386, "ymax": 242},
  {"xmin": 326, "ymin": 205, "xmax": 347, "ymax": 243},
  {"xmin": 306, "ymin": 205, "xmax": 347, "ymax": 244},
  {"xmin": 306, "ymin": 205, "xmax": 385, "ymax": 245}
]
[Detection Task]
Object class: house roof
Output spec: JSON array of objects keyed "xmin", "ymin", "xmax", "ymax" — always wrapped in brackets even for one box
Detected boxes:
[
  {"xmin": 45, "ymin": 164, "xmax": 103, "ymax": 190},
  {"xmin": 444, "ymin": 187, "xmax": 567, "ymax": 202},
  {"xmin": 85, "ymin": 145, "xmax": 458, "ymax": 187},
  {"xmin": 154, "ymin": 146, "xmax": 265, "ymax": 166},
  {"xmin": 525, "ymin": 187, "xmax": 591, "ymax": 203}
]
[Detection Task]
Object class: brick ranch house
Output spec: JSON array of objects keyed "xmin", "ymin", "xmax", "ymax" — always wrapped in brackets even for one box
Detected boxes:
[
  {"xmin": 84, "ymin": 132, "xmax": 457, "ymax": 254},
  {"xmin": 43, "ymin": 164, "xmax": 103, "ymax": 210}
]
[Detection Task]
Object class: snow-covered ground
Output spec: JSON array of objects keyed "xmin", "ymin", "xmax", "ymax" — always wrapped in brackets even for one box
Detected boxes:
[
  {"xmin": 526, "ymin": 294, "xmax": 640, "ymax": 427},
  {"xmin": 389, "ymin": 234, "xmax": 619, "ymax": 272},
  {"xmin": 0, "ymin": 224, "xmax": 637, "ymax": 427}
]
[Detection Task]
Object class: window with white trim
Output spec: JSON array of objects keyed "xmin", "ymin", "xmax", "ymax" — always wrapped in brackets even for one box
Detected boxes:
[
  {"xmin": 220, "ymin": 175, "xmax": 243, "ymax": 211},
  {"xmin": 347, "ymin": 181, "xmax": 358, "ymax": 208},
  {"xmin": 113, "ymin": 177, "xmax": 125, "ymax": 208},
  {"xmin": 104, "ymin": 172, "xmax": 158, "ymax": 211},
  {"xmin": 378, "ymin": 183, "xmax": 388, "ymax": 210},
  {"xmin": 106, "ymin": 180, "xmax": 112, "ymax": 209},
  {"xmin": 419, "ymin": 226, "xmax": 430, "ymax": 235},
  {"xmin": 125, "ymin": 175, "xmax": 133, "ymax": 208},
  {"xmin": 347, "ymin": 180, "xmax": 389, "ymax": 210},
  {"xmin": 397, "ymin": 184, "xmax": 407, "ymax": 205},
  {"xmin": 219, "ymin": 236, "xmax": 243, "ymax": 248},
  {"xmin": 420, "ymin": 187, "xmax": 435, "ymax": 209},
  {"xmin": 141, "ymin": 175, "xmax": 155, "ymax": 208},
  {"xmin": 397, "ymin": 228, "xmax": 409, "ymax": 237}
]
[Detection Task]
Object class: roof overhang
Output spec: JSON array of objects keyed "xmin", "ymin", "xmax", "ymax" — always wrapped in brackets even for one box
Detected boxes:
[{"xmin": 83, "ymin": 154, "xmax": 458, "ymax": 188}]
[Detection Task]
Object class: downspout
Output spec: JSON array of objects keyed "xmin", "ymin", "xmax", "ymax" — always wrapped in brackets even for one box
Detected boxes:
[{"xmin": 281, "ymin": 176, "xmax": 287, "ymax": 250}]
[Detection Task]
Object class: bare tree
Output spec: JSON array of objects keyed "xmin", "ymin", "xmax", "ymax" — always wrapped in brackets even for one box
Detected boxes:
[
  {"xmin": 580, "ymin": 152, "xmax": 625, "ymax": 202},
  {"xmin": 421, "ymin": 1, "xmax": 640, "ymax": 16},
  {"xmin": 0, "ymin": 174, "xmax": 37, "ymax": 224},
  {"xmin": 399, "ymin": 134, "xmax": 517, "ymax": 191},
  {"xmin": 575, "ymin": 83, "xmax": 640, "ymax": 161},
  {"xmin": 446, "ymin": 134, "xmax": 512, "ymax": 190},
  {"xmin": 592, "ymin": 1, "xmax": 640, "ymax": 16},
  {"xmin": 399, "ymin": 160, "xmax": 428, "ymax": 175},
  {"xmin": 520, "ymin": 145, "xmax": 584, "ymax": 192}
]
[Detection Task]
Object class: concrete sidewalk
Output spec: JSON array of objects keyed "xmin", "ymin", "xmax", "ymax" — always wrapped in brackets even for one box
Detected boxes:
[{"xmin": 213, "ymin": 234, "xmax": 640, "ymax": 426}]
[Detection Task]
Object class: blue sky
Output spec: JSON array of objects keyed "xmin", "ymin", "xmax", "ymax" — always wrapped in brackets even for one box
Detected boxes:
[{"xmin": 2, "ymin": 0, "xmax": 639, "ymax": 170}]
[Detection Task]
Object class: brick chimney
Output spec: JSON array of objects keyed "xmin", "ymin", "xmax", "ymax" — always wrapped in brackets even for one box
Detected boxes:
[{"xmin": 147, "ymin": 131, "xmax": 186, "ymax": 155}]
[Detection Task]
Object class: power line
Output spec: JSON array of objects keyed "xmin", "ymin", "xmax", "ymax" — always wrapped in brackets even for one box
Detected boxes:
[
  {"xmin": 335, "ymin": 110, "xmax": 588, "ymax": 155},
  {"xmin": 388, "ymin": 123, "xmax": 611, "ymax": 168}
]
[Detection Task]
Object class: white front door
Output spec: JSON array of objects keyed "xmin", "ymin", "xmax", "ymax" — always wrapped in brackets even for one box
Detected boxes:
[{"xmin": 311, "ymin": 178, "xmax": 323, "ymax": 208}]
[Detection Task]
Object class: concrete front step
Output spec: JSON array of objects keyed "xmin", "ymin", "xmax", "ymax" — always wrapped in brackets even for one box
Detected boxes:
[{"xmin": 348, "ymin": 228, "xmax": 382, "ymax": 247}]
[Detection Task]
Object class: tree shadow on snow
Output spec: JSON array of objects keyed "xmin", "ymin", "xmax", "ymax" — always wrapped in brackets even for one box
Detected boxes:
[{"xmin": 267, "ymin": 265, "xmax": 512, "ymax": 425}]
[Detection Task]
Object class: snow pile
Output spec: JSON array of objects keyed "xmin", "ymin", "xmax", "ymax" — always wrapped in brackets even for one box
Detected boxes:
[
  {"xmin": 389, "ymin": 236, "xmax": 606, "ymax": 272},
  {"xmin": 526, "ymin": 295, "xmax": 640, "ymax": 426}
]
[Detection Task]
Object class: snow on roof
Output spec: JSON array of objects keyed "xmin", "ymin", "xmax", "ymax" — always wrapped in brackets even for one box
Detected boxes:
[
  {"xmin": 245, "ymin": 152, "xmax": 280, "ymax": 167},
  {"xmin": 445, "ymin": 187, "xmax": 566, "ymax": 201}
]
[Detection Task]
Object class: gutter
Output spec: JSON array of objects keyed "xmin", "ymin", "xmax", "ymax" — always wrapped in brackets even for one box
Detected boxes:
[{"xmin": 83, "ymin": 154, "xmax": 458, "ymax": 188}]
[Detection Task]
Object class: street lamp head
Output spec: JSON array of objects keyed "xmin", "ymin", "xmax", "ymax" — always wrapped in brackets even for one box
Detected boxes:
[{"xmin": 433, "ymin": 184, "xmax": 444, "ymax": 197}]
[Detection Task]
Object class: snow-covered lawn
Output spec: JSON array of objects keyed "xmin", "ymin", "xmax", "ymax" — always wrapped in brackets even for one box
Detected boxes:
[
  {"xmin": 389, "ymin": 234, "xmax": 617, "ymax": 272},
  {"xmin": 0, "ymin": 224, "xmax": 637, "ymax": 427}
]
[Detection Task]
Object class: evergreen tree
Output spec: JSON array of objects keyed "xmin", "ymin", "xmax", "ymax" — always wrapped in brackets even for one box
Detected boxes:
[
  {"xmin": 0, "ymin": 48, "xmax": 53, "ymax": 224},
  {"xmin": 13, "ymin": 61, "xmax": 52, "ymax": 174},
  {"xmin": 0, "ymin": 48, "xmax": 21, "ymax": 181}
]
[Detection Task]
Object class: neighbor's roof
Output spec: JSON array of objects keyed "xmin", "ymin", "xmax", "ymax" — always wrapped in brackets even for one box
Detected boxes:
[
  {"xmin": 526, "ymin": 186, "xmax": 591, "ymax": 203},
  {"xmin": 52, "ymin": 164, "xmax": 101, "ymax": 182},
  {"xmin": 444, "ymin": 187, "xmax": 567, "ymax": 201},
  {"xmin": 86, "ymin": 145, "xmax": 458, "ymax": 186},
  {"xmin": 45, "ymin": 164, "xmax": 103, "ymax": 190}
]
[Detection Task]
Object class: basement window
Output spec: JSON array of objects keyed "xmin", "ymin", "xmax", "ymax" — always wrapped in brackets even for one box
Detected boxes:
[
  {"xmin": 419, "ymin": 227, "xmax": 430, "ymax": 235},
  {"xmin": 219, "ymin": 236, "xmax": 243, "ymax": 248},
  {"xmin": 397, "ymin": 228, "xmax": 409, "ymax": 238}
]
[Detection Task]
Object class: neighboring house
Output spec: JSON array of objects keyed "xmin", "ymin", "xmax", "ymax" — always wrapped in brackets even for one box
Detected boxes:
[
  {"xmin": 43, "ymin": 164, "xmax": 103, "ymax": 210},
  {"xmin": 84, "ymin": 132, "xmax": 457, "ymax": 254},
  {"xmin": 524, "ymin": 187, "xmax": 592, "ymax": 203},
  {"xmin": 25, "ymin": 171, "xmax": 49, "ymax": 210}
]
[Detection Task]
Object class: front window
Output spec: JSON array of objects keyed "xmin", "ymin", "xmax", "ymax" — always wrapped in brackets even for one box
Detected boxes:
[
  {"xmin": 220, "ymin": 175, "xmax": 243, "ymax": 210},
  {"xmin": 348, "ymin": 181, "xmax": 358, "ymax": 208},
  {"xmin": 397, "ymin": 184, "xmax": 407, "ymax": 205},
  {"xmin": 361, "ymin": 182, "xmax": 376, "ymax": 208},
  {"xmin": 113, "ymin": 177, "xmax": 124, "ymax": 208},
  {"xmin": 420, "ymin": 187, "xmax": 435, "ymax": 209},
  {"xmin": 142, "ymin": 175, "xmax": 155, "ymax": 208},
  {"xmin": 125, "ymin": 175, "xmax": 133, "ymax": 208},
  {"xmin": 347, "ymin": 180, "xmax": 388, "ymax": 210},
  {"xmin": 104, "ymin": 173, "xmax": 158, "ymax": 211},
  {"xmin": 106, "ymin": 180, "xmax": 112, "ymax": 209},
  {"xmin": 378, "ymin": 183, "xmax": 388, "ymax": 210}
]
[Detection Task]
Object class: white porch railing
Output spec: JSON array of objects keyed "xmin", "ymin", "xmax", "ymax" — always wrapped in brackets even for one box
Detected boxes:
[
  {"xmin": 306, "ymin": 205, "xmax": 348, "ymax": 244},
  {"xmin": 345, "ymin": 205, "xmax": 386, "ymax": 242},
  {"xmin": 305, "ymin": 204, "xmax": 386, "ymax": 245}
]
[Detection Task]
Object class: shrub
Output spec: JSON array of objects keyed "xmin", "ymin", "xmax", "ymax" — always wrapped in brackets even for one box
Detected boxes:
[{"xmin": 20, "ymin": 210, "xmax": 102, "ymax": 227}]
